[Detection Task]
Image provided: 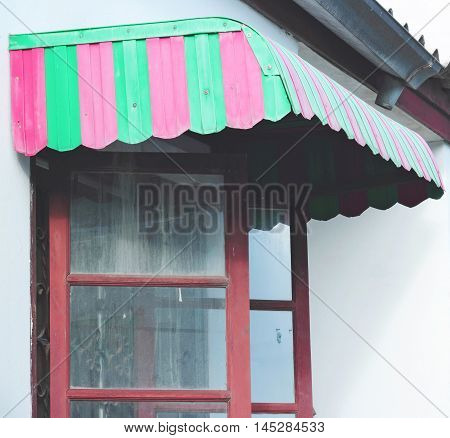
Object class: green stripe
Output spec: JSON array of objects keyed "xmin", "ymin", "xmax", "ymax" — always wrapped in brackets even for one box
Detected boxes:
[
  {"xmin": 113, "ymin": 40, "xmax": 152, "ymax": 144},
  {"xmin": 45, "ymin": 45, "xmax": 80, "ymax": 151},
  {"xmin": 307, "ymin": 140, "xmax": 336, "ymax": 185},
  {"xmin": 283, "ymin": 50, "xmax": 326, "ymax": 125},
  {"xmin": 10, "ymin": 17, "xmax": 242, "ymax": 50},
  {"xmin": 208, "ymin": 34, "xmax": 226, "ymax": 132},
  {"xmin": 427, "ymin": 183, "xmax": 444, "ymax": 199},
  {"xmin": 309, "ymin": 66, "xmax": 354, "ymax": 138},
  {"xmin": 44, "ymin": 48, "xmax": 57, "ymax": 149},
  {"xmin": 367, "ymin": 185, "xmax": 398, "ymax": 210},
  {"xmin": 337, "ymin": 85, "xmax": 378, "ymax": 155},
  {"xmin": 389, "ymin": 122, "xmax": 423, "ymax": 178},
  {"xmin": 242, "ymin": 25, "xmax": 279, "ymax": 76},
  {"xmin": 349, "ymin": 95, "xmax": 382, "ymax": 156},
  {"xmin": 404, "ymin": 128, "xmax": 440, "ymax": 186},
  {"xmin": 307, "ymin": 195, "xmax": 340, "ymax": 221},
  {"xmin": 305, "ymin": 138, "xmax": 341, "ymax": 220},
  {"xmin": 185, "ymin": 36, "xmax": 202, "ymax": 133},
  {"xmin": 267, "ymin": 42, "xmax": 301, "ymax": 114},
  {"xmin": 262, "ymin": 75, "xmax": 291, "ymax": 121},
  {"xmin": 364, "ymin": 150, "xmax": 401, "ymax": 207},
  {"xmin": 185, "ymin": 34, "xmax": 225, "ymax": 134},
  {"xmin": 364, "ymin": 106, "xmax": 401, "ymax": 166}
]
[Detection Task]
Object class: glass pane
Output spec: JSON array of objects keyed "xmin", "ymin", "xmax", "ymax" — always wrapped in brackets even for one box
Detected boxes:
[
  {"xmin": 252, "ymin": 413, "xmax": 296, "ymax": 418},
  {"xmin": 250, "ymin": 311, "xmax": 295, "ymax": 402},
  {"xmin": 249, "ymin": 209, "xmax": 292, "ymax": 300},
  {"xmin": 70, "ymin": 287, "xmax": 226, "ymax": 389},
  {"xmin": 71, "ymin": 401, "xmax": 227, "ymax": 418},
  {"xmin": 71, "ymin": 172, "xmax": 225, "ymax": 275}
]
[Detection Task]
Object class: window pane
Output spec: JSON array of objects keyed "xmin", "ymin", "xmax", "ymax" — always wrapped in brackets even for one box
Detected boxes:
[
  {"xmin": 70, "ymin": 401, "xmax": 227, "ymax": 418},
  {"xmin": 250, "ymin": 311, "xmax": 295, "ymax": 402},
  {"xmin": 70, "ymin": 287, "xmax": 226, "ymax": 389},
  {"xmin": 252, "ymin": 413, "xmax": 296, "ymax": 418},
  {"xmin": 249, "ymin": 209, "xmax": 292, "ymax": 300},
  {"xmin": 71, "ymin": 172, "xmax": 225, "ymax": 275}
]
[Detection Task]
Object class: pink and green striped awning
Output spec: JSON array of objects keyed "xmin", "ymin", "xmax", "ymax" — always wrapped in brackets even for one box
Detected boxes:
[{"xmin": 9, "ymin": 17, "xmax": 444, "ymax": 192}]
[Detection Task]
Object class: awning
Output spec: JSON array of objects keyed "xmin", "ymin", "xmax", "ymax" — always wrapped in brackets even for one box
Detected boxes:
[{"xmin": 9, "ymin": 17, "xmax": 444, "ymax": 198}]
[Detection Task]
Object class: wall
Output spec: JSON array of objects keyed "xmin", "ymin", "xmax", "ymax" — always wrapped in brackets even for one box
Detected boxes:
[
  {"xmin": 1, "ymin": 0, "xmax": 448, "ymax": 419},
  {"xmin": 298, "ymin": 41, "xmax": 449, "ymax": 418},
  {"xmin": 0, "ymin": 50, "xmax": 31, "ymax": 418},
  {"xmin": 0, "ymin": 0, "xmax": 297, "ymax": 418},
  {"xmin": 308, "ymin": 144, "xmax": 449, "ymax": 418}
]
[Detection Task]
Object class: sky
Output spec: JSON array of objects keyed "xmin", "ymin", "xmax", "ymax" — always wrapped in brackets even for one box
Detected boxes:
[{"xmin": 377, "ymin": 0, "xmax": 450, "ymax": 65}]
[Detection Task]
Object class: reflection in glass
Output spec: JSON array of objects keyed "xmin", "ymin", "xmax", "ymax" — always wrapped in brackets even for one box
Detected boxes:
[
  {"xmin": 71, "ymin": 172, "xmax": 225, "ymax": 275},
  {"xmin": 70, "ymin": 401, "xmax": 227, "ymax": 418},
  {"xmin": 70, "ymin": 287, "xmax": 226, "ymax": 389},
  {"xmin": 250, "ymin": 311, "xmax": 295, "ymax": 402},
  {"xmin": 249, "ymin": 209, "xmax": 292, "ymax": 300}
]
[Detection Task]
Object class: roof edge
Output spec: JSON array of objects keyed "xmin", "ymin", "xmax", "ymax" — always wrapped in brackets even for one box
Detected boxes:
[
  {"xmin": 242, "ymin": 0, "xmax": 450, "ymax": 141},
  {"xmin": 9, "ymin": 17, "xmax": 244, "ymax": 50},
  {"xmin": 294, "ymin": 0, "xmax": 444, "ymax": 90}
]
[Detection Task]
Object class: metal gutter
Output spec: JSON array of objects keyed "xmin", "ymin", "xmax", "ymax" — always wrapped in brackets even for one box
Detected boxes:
[
  {"xmin": 292, "ymin": 0, "xmax": 444, "ymax": 89},
  {"xmin": 241, "ymin": 0, "xmax": 449, "ymax": 140}
]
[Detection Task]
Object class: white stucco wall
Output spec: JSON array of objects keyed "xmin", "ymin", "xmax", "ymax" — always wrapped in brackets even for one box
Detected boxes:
[
  {"xmin": 297, "ymin": 41, "xmax": 450, "ymax": 418},
  {"xmin": 308, "ymin": 144, "xmax": 449, "ymax": 418},
  {"xmin": 0, "ymin": 0, "xmax": 448, "ymax": 419},
  {"xmin": 0, "ymin": 51, "xmax": 31, "ymax": 418}
]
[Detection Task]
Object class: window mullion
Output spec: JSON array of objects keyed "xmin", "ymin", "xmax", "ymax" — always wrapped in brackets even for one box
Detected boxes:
[
  {"xmin": 67, "ymin": 273, "xmax": 229, "ymax": 288},
  {"xmin": 49, "ymin": 174, "xmax": 71, "ymax": 418},
  {"xmin": 66, "ymin": 388, "xmax": 231, "ymax": 401}
]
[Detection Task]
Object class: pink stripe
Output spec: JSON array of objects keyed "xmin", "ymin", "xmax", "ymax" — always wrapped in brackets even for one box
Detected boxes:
[
  {"xmin": 222, "ymin": 32, "xmax": 250, "ymax": 127},
  {"xmin": 377, "ymin": 115, "xmax": 411, "ymax": 171},
  {"xmin": 233, "ymin": 31, "xmax": 252, "ymax": 128},
  {"xmin": 77, "ymin": 44, "xmax": 94, "ymax": 146},
  {"xmin": 219, "ymin": 31, "xmax": 264, "ymax": 129},
  {"xmin": 324, "ymin": 78, "xmax": 366, "ymax": 146},
  {"xmin": 147, "ymin": 36, "xmax": 190, "ymax": 139},
  {"xmin": 294, "ymin": 55, "xmax": 340, "ymax": 131},
  {"xmin": 169, "ymin": 37, "xmax": 190, "ymax": 136},
  {"xmin": 350, "ymin": 96, "xmax": 389, "ymax": 160},
  {"xmin": 220, "ymin": 33, "xmax": 239, "ymax": 127},
  {"xmin": 160, "ymin": 38, "xmax": 177, "ymax": 135},
  {"xmin": 340, "ymin": 190, "xmax": 369, "ymax": 217},
  {"xmin": 10, "ymin": 50, "xmax": 26, "ymax": 154},
  {"xmin": 77, "ymin": 42, "xmax": 117, "ymax": 148},
  {"xmin": 98, "ymin": 42, "xmax": 118, "ymax": 146},
  {"xmin": 398, "ymin": 181, "xmax": 427, "ymax": 208},
  {"xmin": 23, "ymin": 52, "xmax": 36, "ymax": 155},
  {"xmin": 396, "ymin": 125, "xmax": 431, "ymax": 181},
  {"xmin": 32, "ymin": 49, "xmax": 47, "ymax": 154},
  {"xmin": 271, "ymin": 42, "xmax": 314, "ymax": 119},
  {"xmin": 242, "ymin": 33, "xmax": 265, "ymax": 126},
  {"xmin": 411, "ymin": 131, "xmax": 444, "ymax": 189},
  {"xmin": 10, "ymin": 49, "xmax": 47, "ymax": 155}
]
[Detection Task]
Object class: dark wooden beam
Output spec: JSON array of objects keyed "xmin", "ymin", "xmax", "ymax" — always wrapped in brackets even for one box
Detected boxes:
[{"xmin": 398, "ymin": 88, "xmax": 450, "ymax": 140}]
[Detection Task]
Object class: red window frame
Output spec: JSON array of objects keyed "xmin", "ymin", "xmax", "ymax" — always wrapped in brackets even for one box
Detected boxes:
[
  {"xmin": 250, "ymin": 228, "xmax": 312, "ymax": 417},
  {"xmin": 49, "ymin": 152, "xmax": 250, "ymax": 418},
  {"xmin": 47, "ymin": 150, "xmax": 312, "ymax": 418}
]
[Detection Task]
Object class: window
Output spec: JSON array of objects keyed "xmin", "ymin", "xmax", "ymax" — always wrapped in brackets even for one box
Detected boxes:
[
  {"xmin": 49, "ymin": 153, "xmax": 250, "ymax": 417},
  {"xmin": 47, "ymin": 151, "xmax": 312, "ymax": 417},
  {"xmin": 70, "ymin": 286, "xmax": 227, "ymax": 390},
  {"xmin": 249, "ymin": 208, "xmax": 313, "ymax": 417}
]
